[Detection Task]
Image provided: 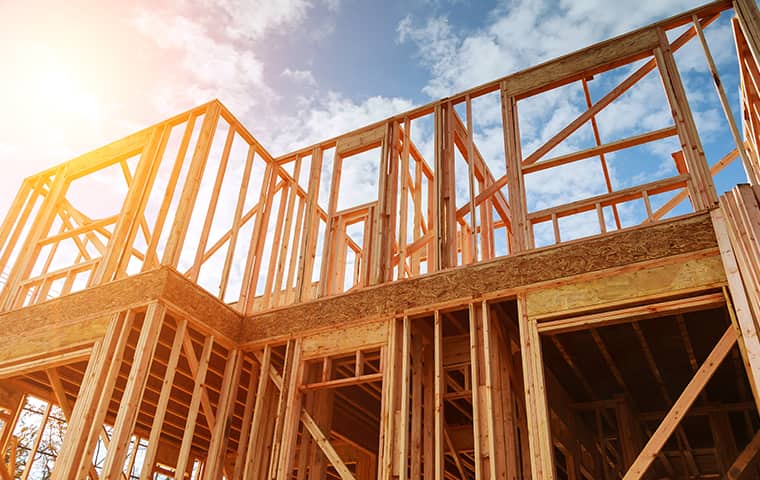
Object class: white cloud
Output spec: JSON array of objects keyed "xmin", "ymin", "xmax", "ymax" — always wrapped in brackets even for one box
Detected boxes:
[
  {"xmin": 281, "ymin": 68, "xmax": 318, "ymax": 87},
  {"xmin": 398, "ymin": 0, "xmax": 699, "ymax": 98},
  {"xmin": 268, "ymin": 92, "xmax": 416, "ymax": 154}
]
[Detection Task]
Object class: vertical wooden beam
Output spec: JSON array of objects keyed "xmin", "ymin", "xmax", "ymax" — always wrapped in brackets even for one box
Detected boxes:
[
  {"xmin": 141, "ymin": 113, "xmax": 198, "ymax": 271},
  {"xmin": 0, "ymin": 165, "xmax": 68, "ymax": 310},
  {"xmin": 712, "ymin": 207, "xmax": 760, "ymax": 411},
  {"xmin": 175, "ymin": 335, "xmax": 215, "ymax": 480},
  {"xmin": 465, "ymin": 96, "xmax": 479, "ymax": 263},
  {"xmin": 102, "ymin": 303, "xmax": 166, "ymax": 478},
  {"xmin": 161, "ymin": 102, "xmax": 221, "ymax": 267},
  {"xmin": 110, "ymin": 125, "xmax": 172, "ymax": 282},
  {"xmin": 272, "ymin": 157, "xmax": 304, "ymax": 306},
  {"xmin": 433, "ymin": 311, "xmax": 445, "ymax": 480},
  {"xmin": 244, "ymin": 345, "xmax": 272, "ymax": 479},
  {"xmin": 518, "ymin": 294, "xmax": 555, "ymax": 479},
  {"xmin": 275, "ymin": 340, "xmax": 304, "ymax": 480},
  {"xmin": 501, "ymin": 89, "xmax": 529, "ymax": 252},
  {"xmin": 379, "ymin": 318, "xmax": 403, "ymax": 480},
  {"xmin": 469, "ymin": 302, "xmax": 489, "ymax": 479},
  {"xmin": 52, "ymin": 310, "xmax": 133, "ymax": 480},
  {"xmin": 240, "ymin": 162, "xmax": 277, "ymax": 312},
  {"xmin": 189, "ymin": 125, "xmax": 236, "ymax": 282},
  {"xmin": 655, "ymin": 30, "xmax": 717, "ymax": 209},
  {"xmin": 434, "ymin": 103, "xmax": 457, "ymax": 271},
  {"xmin": 296, "ymin": 148, "xmax": 324, "ymax": 302},
  {"xmin": 204, "ymin": 349, "xmax": 243, "ymax": 480},
  {"xmin": 219, "ymin": 144, "xmax": 255, "ymax": 301},
  {"xmin": 140, "ymin": 318, "xmax": 188, "ymax": 480},
  {"xmin": 397, "ymin": 316, "xmax": 412, "ymax": 480},
  {"xmin": 371, "ymin": 121, "xmax": 400, "ymax": 285},
  {"xmin": 409, "ymin": 325, "xmax": 424, "ymax": 480},
  {"xmin": 319, "ymin": 150, "xmax": 343, "ymax": 297},
  {"xmin": 233, "ymin": 356, "xmax": 261, "ymax": 480},
  {"xmin": 398, "ymin": 117, "xmax": 412, "ymax": 279}
]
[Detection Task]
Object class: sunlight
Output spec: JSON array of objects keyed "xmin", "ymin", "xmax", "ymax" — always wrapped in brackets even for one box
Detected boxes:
[{"xmin": 11, "ymin": 43, "xmax": 103, "ymax": 127}]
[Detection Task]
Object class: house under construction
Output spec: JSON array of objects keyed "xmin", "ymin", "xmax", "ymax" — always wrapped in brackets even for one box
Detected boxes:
[{"xmin": 2, "ymin": 1, "xmax": 760, "ymax": 479}]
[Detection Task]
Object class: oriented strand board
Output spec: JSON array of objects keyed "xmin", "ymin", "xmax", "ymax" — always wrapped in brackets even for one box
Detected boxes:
[
  {"xmin": 0, "ymin": 315, "xmax": 107, "ymax": 366},
  {"xmin": 241, "ymin": 213, "xmax": 718, "ymax": 342},
  {"xmin": 525, "ymin": 254, "xmax": 726, "ymax": 318},
  {"xmin": 0, "ymin": 267, "xmax": 243, "ymax": 368},
  {"xmin": 301, "ymin": 319, "xmax": 388, "ymax": 358}
]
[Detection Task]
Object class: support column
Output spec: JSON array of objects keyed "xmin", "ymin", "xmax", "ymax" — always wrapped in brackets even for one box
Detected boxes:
[
  {"xmin": 518, "ymin": 294, "xmax": 555, "ymax": 480},
  {"xmin": 501, "ymin": 88, "xmax": 530, "ymax": 252},
  {"xmin": 434, "ymin": 102, "xmax": 457, "ymax": 271},
  {"xmin": 370, "ymin": 122, "xmax": 400, "ymax": 285}
]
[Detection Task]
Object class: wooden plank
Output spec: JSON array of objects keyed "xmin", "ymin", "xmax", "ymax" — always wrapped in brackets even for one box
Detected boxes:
[
  {"xmin": 101, "ymin": 303, "xmax": 166, "ymax": 478},
  {"xmin": 301, "ymin": 320, "xmax": 388, "ymax": 358},
  {"xmin": 503, "ymin": 28, "xmax": 659, "ymax": 98},
  {"xmin": 711, "ymin": 207, "xmax": 760, "ymax": 411},
  {"xmin": 204, "ymin": 349, "xmax": 243, "ymax": 480},
  {"xmin": 622, "ymin": 325, "xmax": 737, "ymax": 479},
  {"xmin": 518, "ymin": 294, "xmax": 555, "ymax": 479},
  {"xmin": 161, "ymin": 103, "xmax": 221, "ymax": 267},
  {"xmin": 140, "ymin": 318, "xmax": 188, "ymax": 480},
  {"xmin": 525, "ymin": 254, "xmax": 725, "ymax": 318},
  {"xmin": 536, "ymin": 292, "xmax": 725, "ymax": 334},
  {"xmin": 175, "ymin": 334, "xmax": 215, "ymax": 479},
  {"xmin": 301, "ymin": 409, "xmax": 356, "ymax": 480},
  {"xmin": 433, "ymin": 311, "xmax": 444, "ymax": 480},
  {"xmin": 243, "ymin": 346, "xmax": 272, "ymax": 479},
  {"xmin": 726, "ymin": 428, "xmax": 760, "ymax": 479}
]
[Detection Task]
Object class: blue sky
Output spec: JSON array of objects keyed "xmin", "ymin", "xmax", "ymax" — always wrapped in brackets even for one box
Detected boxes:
[{"xmin": 0, "ymin": 0, "xmax": 751, "ymax": 245}]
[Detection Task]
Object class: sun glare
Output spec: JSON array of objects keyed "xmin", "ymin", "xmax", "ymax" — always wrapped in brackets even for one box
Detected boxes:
[{"xmin": 12, "ymin": 43, "xmax": 102, "ymax": 127}]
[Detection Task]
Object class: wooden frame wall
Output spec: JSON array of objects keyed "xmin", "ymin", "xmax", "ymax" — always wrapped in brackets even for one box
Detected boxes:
[{"xmin": 0, "ymin": 1, "xmax": 750, "ymax": 316}]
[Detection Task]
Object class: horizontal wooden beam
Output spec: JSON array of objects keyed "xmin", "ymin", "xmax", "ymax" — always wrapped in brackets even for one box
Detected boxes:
[
  {"xmin": 0, "ymin": 267, "xmax": 242, "ymax": 369},
  {"xmin": 536, "ymin": 292, "xmax": 725, "ymax": 334},
  {"xmin": 526, "ymin": 253, "xmax": 725, "ymax": 318},
  {"xmin": 241, "ymin": 213, "xmax": 718, "ymax": 343}
]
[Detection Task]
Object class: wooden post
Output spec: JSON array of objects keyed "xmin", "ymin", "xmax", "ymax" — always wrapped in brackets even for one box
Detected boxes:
[
  {"xmin": 295, "ymin": 148, "xmax": 324, "ymax": 302},
  {"xmin": 51, "ymin": 310, "xmax": 134, "ymax": 480},
  {"xmin": 654, "ymin": 30, "xmax": 717, "ymax": 210},
  {"xmin": 0, "ymin": 165, "xmax": 68, "ymax": 310},
  {"xmin": 370, "ymin": 122, "xmax": 400, "ymax": 285},
  {"xmin": 101, "ymin": 303, "xmax": 166, "ymax": 478},
  {"xmin": 433, "ymin": 311, "xmax": 444, "ymax": 480},
  {"xmin": 161, "ymin": 102, "xmax": 221, "ymax": 267},
  {"xmin": 175, "ymin": 335, "xmax": 215, "ymax": 479},
  {"xmin": 501, "ymin": 88, "xmax": 529, "ymax": 252},
  {"xmin": 244, "ymin": 346, "xmax": 273, "ymax": 479},
  {"xmin": 434, "ymin": 102, "xmax": 457, "ymax": 271},
  {"xmin": 712, "ymin": 205, "xmax": 760, "ymax": 411},
  {"xmin": 204, "ymin": 349, "xmax": 243, "ymax": 480},
  {"xmin": 140, "ymin": 318, "xmax": 188, "ymax": 480},
  {"xmin": 518, "ymin": 294, "xmax": 555, "ymax": 479}
]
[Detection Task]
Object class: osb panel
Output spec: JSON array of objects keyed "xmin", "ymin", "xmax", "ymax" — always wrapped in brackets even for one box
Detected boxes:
[
  {"xmin": 0, "ymin": 268, "xmax": 167, "ymax": 332},
  {"xmin": 301, "ymin": 319, "xmax": 389, "ymax": 359},
  {"xmin": 0, "ymin": 315, "xmax": 108, "ymax": 364},
  {"xmin": 159, "ymin": 267, "xmax": 242, "ymax": 344},
  {"xmin": 525, "ymin": 254, "xmax": 726, "ymax": 317},
  {"xmin": 242, "ymin": 213, "xmax": 718, "ymax": 342}
]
